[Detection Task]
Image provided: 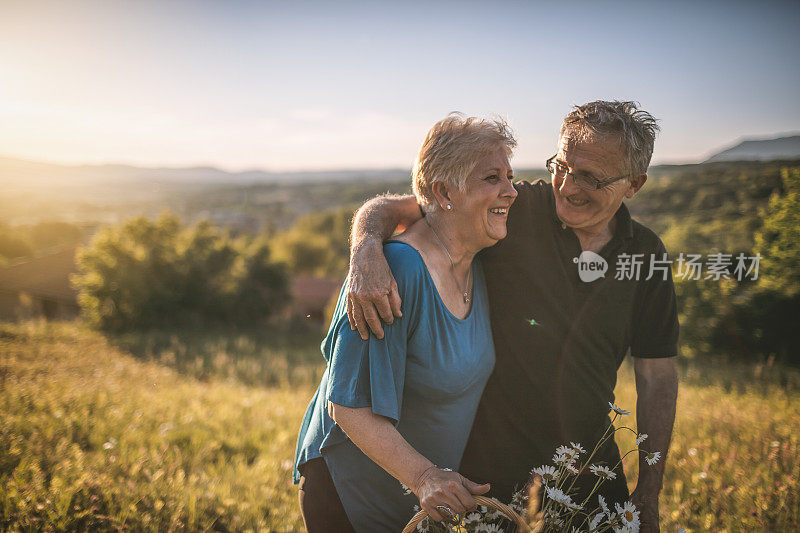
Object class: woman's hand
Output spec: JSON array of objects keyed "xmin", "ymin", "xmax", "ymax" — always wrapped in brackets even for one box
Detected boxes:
[{"xmin": 412, "ymin": 466, "xmax": 490, "ymax": 523}]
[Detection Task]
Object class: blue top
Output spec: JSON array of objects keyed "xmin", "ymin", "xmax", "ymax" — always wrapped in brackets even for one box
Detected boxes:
[{"xmin": 293, "ymin": 241, "xmax": 495, "ymax": 532}]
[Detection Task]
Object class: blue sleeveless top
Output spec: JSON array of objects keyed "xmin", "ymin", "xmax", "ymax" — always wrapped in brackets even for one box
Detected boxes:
[{"xmin": 293, "ymin": 241, "xmax": 495, "ymax": 532}]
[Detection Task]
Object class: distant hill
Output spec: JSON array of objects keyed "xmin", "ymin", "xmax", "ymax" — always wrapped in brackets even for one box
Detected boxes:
[
  {"xmin": 705, "ymin": 135, "xmax": 800, "ymax": 162},
  {"xmin": 0, "ymin": 155, "xmax": 409, "ymax": 191}
]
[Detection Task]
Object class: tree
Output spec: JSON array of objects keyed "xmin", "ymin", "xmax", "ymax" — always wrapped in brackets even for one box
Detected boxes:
[
  {"xmin": 269, "ymin": 207, "xmax": 354, "ymax": 277},
  {"xmin": 708, "ymin": 168, "xmax": 800, "ymax": 364},
  {"xmin": 72, "ymin": 213, "xmax": 289, "ymax": 331},
  {"xmin": 754, "ymin": 167, "xmax": 800, "ymax": 298}
]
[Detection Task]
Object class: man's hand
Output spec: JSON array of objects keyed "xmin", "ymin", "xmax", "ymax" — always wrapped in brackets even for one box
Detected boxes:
[
  {"xmin": 631, "ymin": 487, "xmax": 660, "ymax": 533},
  {"xmin": 346, "ymin": 193, "xmax": 420, "ymax": 339},
  {"xmin": 347, "ymin": 237, "xmax": 402, "ymax": 340}
]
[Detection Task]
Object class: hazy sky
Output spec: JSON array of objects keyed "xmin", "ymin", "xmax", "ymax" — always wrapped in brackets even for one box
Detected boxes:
[{"xmin": 1, "ymin": 0, "xmax": 798, "ymax": 171}]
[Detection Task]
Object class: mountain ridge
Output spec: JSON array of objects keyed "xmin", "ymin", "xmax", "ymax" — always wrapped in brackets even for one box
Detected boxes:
[{"xmin": 705, "ymin": 134, "xmax": 800, "ymax": 162}]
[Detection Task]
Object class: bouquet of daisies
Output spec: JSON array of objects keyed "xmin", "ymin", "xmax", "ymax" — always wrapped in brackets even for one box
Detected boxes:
[{"xmin": 413, "ymin": 403, "xmax": 661, "ymax": 533}]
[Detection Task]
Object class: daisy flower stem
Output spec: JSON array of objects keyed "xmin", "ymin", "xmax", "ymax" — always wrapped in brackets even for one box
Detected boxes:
[
  {"xmin": 578, "ymin": 478, "xmax": 604, "ymax": 509},
  {"xmin": 616, "ymin": 425, "xmax": 639, "ymax": 436},
  {"xmin": 560, "ymin": 424, "xmax": 616, "ymax": 498},
  {"xmin": 609, "ymin": 448, "xmax": 641, "ymax": 474}
]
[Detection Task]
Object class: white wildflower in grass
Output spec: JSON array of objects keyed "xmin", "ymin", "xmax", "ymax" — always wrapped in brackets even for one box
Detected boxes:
[
  {"xmin": 635, "ymin": 433, "xmax": 648, "ymax": 446},
  {"xmin": 545, "ymin": 486, "xmax": 583, "ymax": 511},
  {"xmin": 614, "ymin": 501, "xmax": 641, "ymax": 532},
  {"xmin": 531, "ymin": 465, "xmax": 559, "ymax": 483},
  {"xmin": 608, "ymin": 402, "xmax": 631, "ymax": 416},
  {"xmin": 570, "ymin": 442, "xmax": 586, "ymax": 454},
  {"xmin": 588, "ymin": 464, "xmax": 617, "ymax": 480},
  {"xmin": 645, "ymin": 451, "xmax": 661, "ymax": 465}
]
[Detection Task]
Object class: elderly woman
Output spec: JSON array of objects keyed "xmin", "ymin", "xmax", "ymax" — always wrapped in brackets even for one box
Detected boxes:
[{"xmin": 293, "ymin": 114, "xmax": 518, "ymax": 532}]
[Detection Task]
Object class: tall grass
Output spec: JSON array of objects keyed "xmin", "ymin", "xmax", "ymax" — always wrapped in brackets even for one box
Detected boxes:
[
  {"xmin": 1, "ymin": 321, "xmax": 798, "ymax": 531},
  {"xmin": 0, "ymin": 321, "xmax": 317, "ymax": 531}
]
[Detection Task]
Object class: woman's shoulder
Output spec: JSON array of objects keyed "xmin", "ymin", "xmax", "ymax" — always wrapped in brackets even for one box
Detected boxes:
[
  {"xmin": 382, "ymin": 240, "xmax": 429, "ymax": 292},
  {"xmin": 383, "ymin": 240, "xmax": 424, "ymax": 268}
]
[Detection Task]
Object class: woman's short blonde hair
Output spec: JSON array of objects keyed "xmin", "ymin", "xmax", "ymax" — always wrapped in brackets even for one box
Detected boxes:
[{"xmin": 412, "ymin": 113, "xmax": 516, "ymax": 213}]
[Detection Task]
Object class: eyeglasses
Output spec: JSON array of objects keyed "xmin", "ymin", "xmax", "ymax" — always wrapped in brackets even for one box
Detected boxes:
[{"xmin": 545, "ymin": 154, "xmax": 630, "ymax": 191}]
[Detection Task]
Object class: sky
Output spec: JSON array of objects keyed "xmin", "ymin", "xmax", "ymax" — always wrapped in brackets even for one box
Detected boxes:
[{"xmin": 0, "ymin": 0, "xmax": 798, "ymax": 171}]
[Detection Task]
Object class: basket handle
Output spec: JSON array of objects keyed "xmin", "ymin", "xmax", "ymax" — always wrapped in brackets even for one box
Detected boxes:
[{"xmin": 401, "ymin": 495, "xmax": 530, "ymax": 533}]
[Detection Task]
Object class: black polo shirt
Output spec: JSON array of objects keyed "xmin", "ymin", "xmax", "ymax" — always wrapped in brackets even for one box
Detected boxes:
[{"xmin": 459, "ymin": 179, "xmax": 679, "ymax": 501}]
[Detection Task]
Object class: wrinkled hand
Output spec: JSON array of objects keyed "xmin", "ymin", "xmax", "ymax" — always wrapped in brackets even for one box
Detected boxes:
[
  {"xmin": 346, "ymin": 239, "xmax": 402, "ymax": 340},
  {"xmin": 413, "ymin": 467, "xmax": 490, "ymax": 523},
  {"xmin": 631, "ymin": 488, "xmax": 660, "ymax": 533}
]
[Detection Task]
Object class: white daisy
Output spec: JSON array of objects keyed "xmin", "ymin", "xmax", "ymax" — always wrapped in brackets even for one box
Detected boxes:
[
  {"xmin": 635, "ymin": 433, "xmax": 648, "ymax": 446},
  {"xmin": 553, "ymin": 452, "xmax": 571, "ymax": 466},
  {"xmin": 509, "ymin": 489, "xmax": 527, "ymax": 517},
  {"xmin": 545, "ymin": 486, "xmax": 583, "ymax": 511},
  {"xmin": 464, "ymin": 512, "xmax": 481, "ymax": 524},
  {"xmin": 645, "ymin": 451, "xmax": 661, "ymax": 465},
  {"xmin": 614, "ymin": 501, "xmax": 641, "ymax": 532},
  {"xmin": 483, "ymin": 507, "xmax": 503, "ymax": 521},
  {"xmin": 588, "ymin": 511, "xmax": 606, "ymax": 530},
  {"xmin": 608, "ymin": 402, "xmax": 631, "ymax": 416},
  {"xmin": 598, "ymin": 494, "xmax": 609, "ymax": 513},
  {"xmin": 570, "ymin": 442, "xmax": 586, "ymax": 454},
  {"xmin": 565, "ymin": 463, "xmax": 580, "ymax": 475},
  {"xmin": 531, "ymin": 465, "xmax": 559, "ymax": 483},
  {"xmin": 482, "ymin": 525, "xmax": 502, "ymax": 533},
  {"xmin": 556, "ymin": 444, "xmax": 580, "ymax": 459},
  {"xmin": 588, "ymin": 464, "xmax": 617, "ymax": 480},
  {"xmin": 544, "ymin": 509, "xmax": 565, "ymax": 528}
]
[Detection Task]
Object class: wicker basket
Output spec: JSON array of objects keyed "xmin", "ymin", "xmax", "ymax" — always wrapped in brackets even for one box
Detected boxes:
[{"xmin": 401, "ymin": 495, "xmax": 530, "ymax": 533}]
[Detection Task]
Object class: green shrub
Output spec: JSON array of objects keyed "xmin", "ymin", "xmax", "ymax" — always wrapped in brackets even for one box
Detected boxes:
[{"xmin": 72, "ymin": 213, "xmax": 289, "ymax": 331}]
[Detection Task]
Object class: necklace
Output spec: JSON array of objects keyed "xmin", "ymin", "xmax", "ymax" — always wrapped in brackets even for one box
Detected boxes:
[{"xmin": 425, "ymin": 217, "xmax": 472, "ymax": 304}]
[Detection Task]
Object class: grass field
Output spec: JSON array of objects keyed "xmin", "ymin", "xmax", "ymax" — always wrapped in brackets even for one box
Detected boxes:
[{"xmin": 1, "ymin": 320, "xmax": 798, "ymax": 531}]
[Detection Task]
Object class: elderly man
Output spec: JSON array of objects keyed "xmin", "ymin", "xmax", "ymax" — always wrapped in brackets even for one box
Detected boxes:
[{"xmin": 347, "ymin": 101, "xmax": 678, "ymax": 532}]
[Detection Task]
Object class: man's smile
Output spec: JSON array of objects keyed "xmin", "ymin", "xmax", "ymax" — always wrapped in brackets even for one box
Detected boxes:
[{"xmin": 564, "ymin": 196, "xmax": 589, "ymax": 207}]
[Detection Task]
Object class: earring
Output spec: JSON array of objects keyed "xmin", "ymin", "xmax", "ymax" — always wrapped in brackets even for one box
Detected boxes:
[{"xmin": 446, "ymin": 204, "xmax": 452, "ymax": 210}]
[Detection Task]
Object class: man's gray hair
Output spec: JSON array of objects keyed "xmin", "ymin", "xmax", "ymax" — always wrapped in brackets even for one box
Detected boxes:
[{"xmin": 560, "ymin": 100, "xmax": 660, "ymax": 175}]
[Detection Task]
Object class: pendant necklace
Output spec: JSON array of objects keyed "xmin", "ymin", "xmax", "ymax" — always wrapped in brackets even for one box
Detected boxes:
[{"xmin": 425, "ymin": 217, "xmax": 472, "ymax": 304}]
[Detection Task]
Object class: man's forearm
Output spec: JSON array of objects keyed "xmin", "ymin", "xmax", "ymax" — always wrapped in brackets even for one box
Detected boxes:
[
  {"xmin": 347, "ymin": 194, "xmax": 420, "ymax": 338},
  {"xmin": 634, "ymin": 358, "xmax": 678, "ymax": 494},
  {"xmin": 350, "ymin": 194, "xmax": 420, "ymax": 252}
]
